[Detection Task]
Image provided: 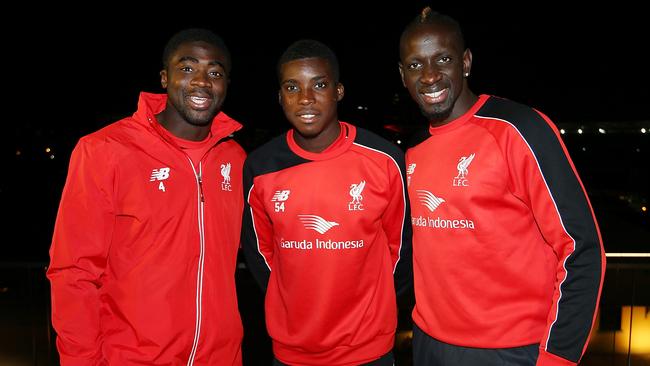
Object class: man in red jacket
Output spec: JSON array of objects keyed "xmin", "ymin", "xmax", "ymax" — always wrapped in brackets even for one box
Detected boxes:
[
  {"xmin": 399, "ymin": 7, "xmax": 606, "ymax": 366},
  {"xmin": 47, "ymin": 28, "xmax": 246, "ymax": 365}
]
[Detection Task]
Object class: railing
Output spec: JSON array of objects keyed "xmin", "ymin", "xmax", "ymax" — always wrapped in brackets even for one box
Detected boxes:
[
  {"xmin": 1, "ymin": 256, "xmax": 648, "ymax": 366},
  {"xmin": 583, "ymin": 255, "xmax": 650, "ymax": 366},
  {"xmin": 0, "ymin": 262, "xmax": 53, "ymax": 366}
]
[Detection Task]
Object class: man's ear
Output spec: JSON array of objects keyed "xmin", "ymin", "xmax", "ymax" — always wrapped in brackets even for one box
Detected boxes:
[
  {"xmin": 398, "ymin": 62, "xmax": 406, "ymax": 88},
  {"xmin": 160, "ymin": 70, "xmax": 168, "ymax": 89},
  {"xmin": 463, "ymin": 49, "xmax": 473, "ymax": 77},
  {"xmin": 336, "ymin": 83, "xmax": 345, "ymax": 101},
  {"xmin": 278, "ymin": 90, "xmax": 282, "ymax": 105}
]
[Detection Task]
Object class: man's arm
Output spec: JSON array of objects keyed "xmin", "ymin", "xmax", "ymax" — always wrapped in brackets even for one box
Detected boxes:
[
  {"xmin": 240, "ymin": 159, "xmax": 273, "ymax": 292},
  {"xmin": 382, "ymin": 150, "xmax": 413, "ymax": 297},
  {"xmin": 46, "ymin": 139, "xmax": 114, "ymax": 365},
  {"xmin": 508, "ymin": 110, "xmax": 606, "ymax": 366}
]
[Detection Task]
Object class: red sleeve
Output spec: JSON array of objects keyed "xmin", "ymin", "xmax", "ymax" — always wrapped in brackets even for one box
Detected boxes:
[
  {"xmin": 505, "ymin": 112, "xmax": 605, "ymax": 366},
  {"xmin": 46, "ymin": 138, "xmax": 114, "ymax": 365}
]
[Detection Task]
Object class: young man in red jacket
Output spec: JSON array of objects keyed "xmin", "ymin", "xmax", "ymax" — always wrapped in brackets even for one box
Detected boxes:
[
  {"xmin": 399, "ymin": 7, "xmax": 605, "ymax": 366},
  {"xmin": 242, "ymin": 39, "xmax": 412, "ymax": 366},
  {"xmin": 47, "ymin": 28, "xmax": 246, "ymax": 365}
]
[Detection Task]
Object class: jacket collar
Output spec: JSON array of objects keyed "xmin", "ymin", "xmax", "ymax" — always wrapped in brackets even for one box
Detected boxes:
[{"xmin": 132, "ymin": 92, "xmax": 242, "ymax": 145}]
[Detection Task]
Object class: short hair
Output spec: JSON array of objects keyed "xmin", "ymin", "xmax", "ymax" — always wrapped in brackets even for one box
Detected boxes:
[
  {"xmin": 277, "ymin": 39, "xmax": 340, "ymax": 83},
  {"xmin": 400, "ymin": 7, "xmax": 466, "ymax": 51},
  {"xmin": 162, "ymin": 28, "xmax": 231, "ymax": 71}
]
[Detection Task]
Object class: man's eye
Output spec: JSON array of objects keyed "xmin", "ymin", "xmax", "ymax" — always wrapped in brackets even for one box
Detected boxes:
[
  {"xmin": 180, "ymin": 66, "xmax": 193, "ymax": 73},
  {"xmin": 439, "ymin": 56, "xmax": 451, "ymax": 63},
  {"xmin": 286, "ymin": 85, "xmax": 298, "ymax": 92},
  {"xmin": 209, "ymin": 71, "xmax": 223, "ymax": 78},
  {"xmin": 315, "ymin": 82, "xmax": 327, "ymax": 89},
  {"xmin": 408, "ymin": 63, "xmax": 421, "ymax": 70}
]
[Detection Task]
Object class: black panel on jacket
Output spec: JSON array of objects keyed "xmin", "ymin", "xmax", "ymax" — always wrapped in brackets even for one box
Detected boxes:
[{"xmin": 476, "ymin": 96, "xmax": 602, "ymax": 362}]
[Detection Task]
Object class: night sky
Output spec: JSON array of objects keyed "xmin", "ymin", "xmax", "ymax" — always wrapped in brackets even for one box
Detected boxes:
[{"xmin": 25, "ymin": 3, "xmax": 649, "ymax": 139}]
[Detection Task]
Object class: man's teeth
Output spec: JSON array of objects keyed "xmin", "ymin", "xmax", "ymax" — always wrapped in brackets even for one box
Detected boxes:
[
  {"xmin": 301, "ymin": 114, "xmax": 315, "ymax": 118},
  {"xmin": 190, "ymin": 96, "xmax": 208, "ymax": 103},
  {"xmin": 424, "ymin": 90, "xmax": 444, "ymax": 98}
]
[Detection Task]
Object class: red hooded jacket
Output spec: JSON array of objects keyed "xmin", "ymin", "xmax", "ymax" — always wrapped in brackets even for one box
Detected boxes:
[{"xmin": 47, "ymin": 92, "xmax": 246, "ymax": 365}]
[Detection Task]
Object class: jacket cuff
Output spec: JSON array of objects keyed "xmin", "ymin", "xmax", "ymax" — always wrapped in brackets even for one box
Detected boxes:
[{"xmin": 536, "ymin": 349, "xmax": 577, "ymax": 366}]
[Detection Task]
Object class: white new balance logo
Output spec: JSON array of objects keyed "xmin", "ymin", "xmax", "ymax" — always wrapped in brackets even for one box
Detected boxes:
[
  {"xmin": 416, "ymin": 190, "xmax": 445, "ymax": 212},
  {"xmin": 272, "ymin": 190, "xmax": 291, "ymax": 202},
  {"xmin": 407, "ymin": 163, "xmax": 416, "ymax": 186},
  {"xmin": 298, "ymin": 215, "xmax": 339, "ymax": 234},
  {"xmin": 150, "ymin": 167, "xmax": 170, "ymax": 192},
  {"xmin": 150, "ymin": 167, "xmax": 170, "ymax": 181},
  {"xmin": 272, "ymin": 190, "xmax": 290, "ymax": 212},
  {"xmin": 407, "ymin": 163, "xmax": 417, "ymax": 175}
]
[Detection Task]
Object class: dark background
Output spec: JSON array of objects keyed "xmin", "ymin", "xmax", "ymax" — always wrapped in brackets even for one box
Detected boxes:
[
  {"xmin": 18, "ymin": 2, "xmax": 650, "ymax": 129},
  {"xmin": 4, "ymin": 3, "xmax": 649, "ymax": 264},
  {"xmin": 1, "ymin": 3, "xmax": 648, "ymax": 365}
]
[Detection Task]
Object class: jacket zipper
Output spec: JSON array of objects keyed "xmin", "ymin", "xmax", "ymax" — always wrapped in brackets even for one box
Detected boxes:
[
  {"xmin": 198, "ymin": 173, "xmax": 205, "ymax": 202},
  {"xmin": 187, "ymin": 161, "xmax": 206, "ymax": 366}
]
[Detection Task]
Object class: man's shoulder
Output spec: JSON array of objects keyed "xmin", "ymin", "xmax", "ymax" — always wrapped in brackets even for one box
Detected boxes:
[
  {"xmin": 214, "ymin": 138, "xmax": 247, "ymax": 167},
  {"xmin": 474, "ymin": 96, "xmax": 562, "ymax": 153},
  {"xmin": 244, "ymin": 132, "xmax": 306, "ymax": 178},
  {"xmin": 475, "ymin": 96, "xmax": 548, "ymax": 128},
  {"xmin": 353, "ymin": 126, "xmax": 404, "ymax": 159},
  {"xmin": 76, "ymin": 116, "xmax": 139, "ymax": 147}
]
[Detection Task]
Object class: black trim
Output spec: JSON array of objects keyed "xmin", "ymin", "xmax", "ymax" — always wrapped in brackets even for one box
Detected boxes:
[
  {"xmin": 241, "ymin": 133, "xmax": 310, "ymax": 292},
  {"xmin": 476, "ymin": 97, "xmax": 602, "ymax": 362}
]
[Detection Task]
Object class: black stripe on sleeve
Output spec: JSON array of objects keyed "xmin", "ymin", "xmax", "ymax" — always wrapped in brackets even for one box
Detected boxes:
[
  {"xmin": 477, "ymin": 97, "xmax": 603, "ymax": 362},
  {"xmin": 240, "ymin": 133, "xmax": 310, "ymax": 292}
]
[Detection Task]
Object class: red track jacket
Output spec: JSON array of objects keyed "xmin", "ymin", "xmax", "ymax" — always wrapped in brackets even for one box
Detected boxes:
[{"xmin": 47, "ymin": 92, "xmax": 246, "ymax": 365}]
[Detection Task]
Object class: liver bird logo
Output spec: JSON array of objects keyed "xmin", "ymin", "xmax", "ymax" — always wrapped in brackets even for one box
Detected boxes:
[
  {"xmin": 220, "ymin": 163, "xmax": 231, "ymax": 184},
  {"xmin": 455, "ymin": 153, "xmax": 475, "ymax": 179},
  {"xmin": 349, "ymin": 180, "xmax": 366, "ymax": 204}
]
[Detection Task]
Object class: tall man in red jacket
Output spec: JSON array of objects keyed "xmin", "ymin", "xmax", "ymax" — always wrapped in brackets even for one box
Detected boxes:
[
  {"xmin": 399, "ymin": 7, "xmax": 605, "ymax": 366},
  {"xmin": 47, "ymin": 28, "xmax": 246, "ymax": 365},
  {"xmin": 242, "ymin": 39, "xmax": 412, "ymax": 366}
]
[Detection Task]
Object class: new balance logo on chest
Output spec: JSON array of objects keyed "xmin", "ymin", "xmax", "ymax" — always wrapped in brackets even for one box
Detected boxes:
[
  {"xmin": 407, "ymin": 163, "xmax": 416, "ymax": 187},
  {"xmin": 150, "ymin": 167, "xmax": 170, "ymax": 192},
  {"xmin": 271, "ymin": 190, "xmax": 291, "ymax": 212}
]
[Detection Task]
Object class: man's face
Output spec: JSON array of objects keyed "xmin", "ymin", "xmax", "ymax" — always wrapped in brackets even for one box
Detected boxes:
[
  {"xmin": 160, "ymin": 40, "xmax": 229, "ymax": 127},
  {"xmin": 279, "ymin": 57, "xmax": 343, "ymax": 142},
  {"xmin": 399, "ymin": 23, "xmax": 471, "ymax": 124}
]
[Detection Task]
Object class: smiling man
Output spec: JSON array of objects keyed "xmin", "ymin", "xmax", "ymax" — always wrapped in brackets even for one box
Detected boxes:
[
  {"xmin": 399, "ymin": 8, "xmax": 606, "ymax": 366},
  {"xmin": 47, "ymin": 28, "xmax": 246, "ymax": 365}
]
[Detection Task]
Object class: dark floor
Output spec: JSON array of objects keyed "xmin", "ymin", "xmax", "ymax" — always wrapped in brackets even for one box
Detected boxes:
[{"xmin": 0, "ymin": 263, "xmax": 414, "ymax": 366}]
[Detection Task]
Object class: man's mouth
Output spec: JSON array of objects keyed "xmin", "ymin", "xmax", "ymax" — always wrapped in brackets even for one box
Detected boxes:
[
  {"xmin": 188, "ymin": 95, "xmax": 212, "ymax": 110},
  {"xmin": 297, "ymin": 111, "xmax": 319, "ymax": 123},
  {"xmin": 421, "ymin": 88, "xmax": 448, "ymax": 104}
]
